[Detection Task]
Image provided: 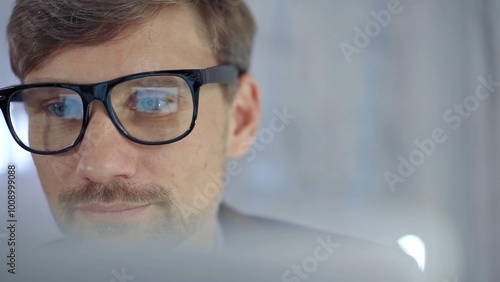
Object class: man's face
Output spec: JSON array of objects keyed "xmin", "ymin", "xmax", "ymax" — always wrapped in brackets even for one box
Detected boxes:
[{"xmin": 24, "ymin": 6, "xmax": 231, "ymax": 244}]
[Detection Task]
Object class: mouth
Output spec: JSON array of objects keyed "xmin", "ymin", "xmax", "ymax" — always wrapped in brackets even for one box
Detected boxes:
[{"xmin": 76, "ymin": 202, "xmax": 152, "ymax": 223}]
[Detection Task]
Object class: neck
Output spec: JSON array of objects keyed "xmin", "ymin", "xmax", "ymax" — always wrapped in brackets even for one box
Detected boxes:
[{"xmin": 179, "ymin": 210, "xmax": 219, "ymax": 250}]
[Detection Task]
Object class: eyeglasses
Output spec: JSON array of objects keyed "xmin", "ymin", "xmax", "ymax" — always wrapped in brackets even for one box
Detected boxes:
[{"xmin": 0, "ymin": 65, "xmax": 240, "ymax": 155}]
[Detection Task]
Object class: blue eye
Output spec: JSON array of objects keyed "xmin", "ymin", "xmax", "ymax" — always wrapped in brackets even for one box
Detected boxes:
[
  {"xmin": 48, "ymin": 103, "xmax": 68, "ymax": 116},
  {"xmin": 46, "ymin": 95, "xmax": 83, "ymax": 119},
  {"xmin": 132, "ymin": 88, "xmax": 178, "ymax": 115},
  {"xmin": 138, "ymin": 96, "xmax": 165, "ymax": 112}
]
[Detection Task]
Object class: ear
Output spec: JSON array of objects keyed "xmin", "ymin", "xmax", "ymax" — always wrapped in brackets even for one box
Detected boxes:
[{"xmin": 226, "ymin": 73, "xmax": 261, "ymax": 158}]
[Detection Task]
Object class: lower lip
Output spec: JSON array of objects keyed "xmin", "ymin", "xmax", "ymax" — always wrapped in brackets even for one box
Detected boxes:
[{"xmin": 77, "ymin": 203, "xmax": 152, "ymax": 223}]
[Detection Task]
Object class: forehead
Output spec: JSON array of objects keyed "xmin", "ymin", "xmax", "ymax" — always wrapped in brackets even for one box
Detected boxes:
[{"xmin": 24, "ymin": 5, "xmax": 217, "ymax": 84}]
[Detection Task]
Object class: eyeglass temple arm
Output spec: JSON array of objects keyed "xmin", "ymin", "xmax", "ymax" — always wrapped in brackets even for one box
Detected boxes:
[
  {"xmin": 202, "ymin": 65, "xmax": 243, "ymax": 85},
  {"xmin": 0, "ymin": 90, "xmax": 21, "ymax": 102},
  {"xmin": 6, "ymin": 95, "xmax": 22, "ymax": 102}
]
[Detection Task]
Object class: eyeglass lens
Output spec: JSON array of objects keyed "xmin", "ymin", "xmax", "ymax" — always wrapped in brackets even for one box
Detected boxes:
[{"xmin": 8, "ymin": 75, "xmax": 194, "ymax": 152}]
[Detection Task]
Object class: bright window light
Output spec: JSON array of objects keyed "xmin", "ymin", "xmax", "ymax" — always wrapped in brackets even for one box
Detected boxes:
[{"xmin": 397, "ymin": 234, "xmax": 426, "ymax": 272}]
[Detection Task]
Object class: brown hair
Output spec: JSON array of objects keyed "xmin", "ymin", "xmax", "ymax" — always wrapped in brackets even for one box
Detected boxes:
[{"xmin": 7, "ymin": 0, "xmax": 256, "ymax": 81}]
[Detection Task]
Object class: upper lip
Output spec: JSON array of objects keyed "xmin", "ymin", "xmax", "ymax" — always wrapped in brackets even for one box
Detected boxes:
[{"xmin": 78, "ymin": 202, "xmax": 151, "ymax": 213}]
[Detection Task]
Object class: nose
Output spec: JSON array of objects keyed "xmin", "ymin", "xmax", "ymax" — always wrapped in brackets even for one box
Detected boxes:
[{"xmin": 75, "ymin": 102, "xmax": 138, "ymax": 183}]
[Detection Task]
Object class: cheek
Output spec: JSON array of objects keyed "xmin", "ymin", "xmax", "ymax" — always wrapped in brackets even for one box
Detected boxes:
[
  {"xmin": 34, "ymin": 153, "xmax": 80, "ymax": 179},
  {"xmin": 196, "ymin": 87, "xmax": 229, "ymax": 141},
  {"xmin": 190, "ymin": 92, "xmax": 228, "ymax": 166},
  {"xmin": 140, "ymin": 130, "xmax": 225, "ymax": 185},
  {"xmin": 32, "ymin": 155, "xmax": 75, "ymax": 207},
  {"xmin": 141, "ymin": 93, "xmax": 228, "ymax": 202}
]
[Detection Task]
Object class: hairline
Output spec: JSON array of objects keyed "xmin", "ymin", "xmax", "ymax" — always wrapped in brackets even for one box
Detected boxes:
[{"xmin": 20, "ymin": 4, "xmax": 217, "ymax": 81}]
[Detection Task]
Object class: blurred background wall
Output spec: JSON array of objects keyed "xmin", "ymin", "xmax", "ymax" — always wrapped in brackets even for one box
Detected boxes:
[{"xmin": 1, "ymin": 0, "xmax": 499, "ymax": 281}]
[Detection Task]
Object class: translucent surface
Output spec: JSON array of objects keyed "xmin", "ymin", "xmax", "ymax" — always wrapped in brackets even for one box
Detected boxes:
[{"xmin": 1, "ymin": 1, "xmax": 498, "ymax": 281}]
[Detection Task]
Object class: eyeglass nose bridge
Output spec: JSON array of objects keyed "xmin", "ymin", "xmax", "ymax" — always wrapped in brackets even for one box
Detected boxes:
[
  {"xmin": 78, "ymin": 83, "xmax": 112, "ymax": 113},
  {"xmin": 85, "ymin": 83, "xmax": 109, "ymax": 102},
  {"xmin": 77, "ymin": 83, "xmax": 109, "ymax": 104},
  {"xmin": 76, "ymin": 82, "xmax": 126, "ymax": 146},
  {"xmin": 77, "ymin": 83, "xmax": 114, "ymax": 124}
]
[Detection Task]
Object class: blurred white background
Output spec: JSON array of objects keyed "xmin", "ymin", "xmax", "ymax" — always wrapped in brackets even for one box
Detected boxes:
[{"xmin": 1, "ymin": 0, "xmax": 499, "ymax": 281}]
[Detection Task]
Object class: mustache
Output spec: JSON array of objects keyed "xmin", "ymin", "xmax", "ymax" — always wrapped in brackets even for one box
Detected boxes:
[{"xmin": 58, "ymin": 182, "xmax": 174, "ymax": 207}]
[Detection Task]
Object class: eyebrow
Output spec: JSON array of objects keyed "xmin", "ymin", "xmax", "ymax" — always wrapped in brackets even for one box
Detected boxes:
[
  {"xmin": 130, "ymin": 77, "xmax": 182, "ymax": 86},
  {"xmin": 24, "ymin": 77, "xmax": 76, "ymax": 84},
  {"xmin": 23, "ymin": 73, "xmax": 184, "ymax": 85}
]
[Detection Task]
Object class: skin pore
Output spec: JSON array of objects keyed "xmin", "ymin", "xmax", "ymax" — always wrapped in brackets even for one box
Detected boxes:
[{"xmin": 24, "ymin": 5, "xmax": 260, "ymax": 247}]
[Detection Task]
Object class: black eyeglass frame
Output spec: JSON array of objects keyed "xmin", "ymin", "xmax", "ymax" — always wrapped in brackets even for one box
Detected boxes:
[{"xmin": 0, "ymin": 65, "xmax": 240, "ymax": 155}]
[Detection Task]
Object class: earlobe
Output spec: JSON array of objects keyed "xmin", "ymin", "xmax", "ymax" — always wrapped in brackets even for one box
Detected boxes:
[{"xmin": 226, "ymin": 74, "xmax": 261, "ymax": 158}]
